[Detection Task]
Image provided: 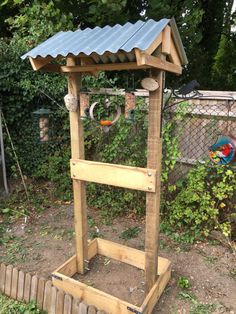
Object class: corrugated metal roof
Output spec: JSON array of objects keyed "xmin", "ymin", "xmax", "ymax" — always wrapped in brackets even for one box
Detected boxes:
[{"xmin": 21, "ymin": 18, "xmax": 188, "ymax": 65}]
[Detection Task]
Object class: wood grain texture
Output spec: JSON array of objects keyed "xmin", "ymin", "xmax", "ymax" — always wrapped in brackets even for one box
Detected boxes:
[
  {"xmin": 50, "ymin": 286, "xmax": 58, "ymax": 314},
  {"xmin": 63, "ymin": 294, "xmax": 72, "ymax": 314},
  {"xmin": 30, "ymin": 275, "xmax": 38, "ymax": 301},
  {"xmin": 56, "ymin": 289, "xmax": 65, "ymax": 314},
  {"xmin": 43, "ymin": 280, "xmax": 52, "ymax": 311},
  {"xmin": 70, "ymin": 159, "xmax": 157, "ymax": 192},
  {"xmin": 5, "ymin": 265, "xmax": 13, "ymax": 296},
  {"xmin": 0, "ymin": 263, "xmax": 6, "ymax": 293},
  {"xmin": 23, "ymin": 273, "xmax": 31, "ymax": 302},
  {"xmin": 145, "ymin": 70, "xmax": 164, "ymax": 294},
  {"xmin": 72, "ymin": 297, "xmax": 81, "ymax": 314},
  {"xmin": 17, "ymin": 270, "xmax": 25, "ymax": 301},
  {"xmin": 10, "ymin": 267, "xmax": 18, "ymax": 299},
  {"xmin": 67, "ymin": 56, "xmax": 88, "ymax": 274},
  {"xmin": 36, "ymin": 277, "xmax": 45, "ymax": 309},
  {"xmin": 162, "ymin": 25, "xmax": 171, "ymax": 55}
]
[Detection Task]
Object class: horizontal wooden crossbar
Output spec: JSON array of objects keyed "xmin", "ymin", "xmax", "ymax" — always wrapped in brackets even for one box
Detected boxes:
[{"xmin": 70, "ymin": 159, "xmax": 157, "ymax": 192}]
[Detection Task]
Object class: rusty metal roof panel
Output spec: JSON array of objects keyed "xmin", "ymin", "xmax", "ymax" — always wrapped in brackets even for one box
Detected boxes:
[{"xmin": 21, "ymin": 18, "xmax": 188, "ymax": 65}]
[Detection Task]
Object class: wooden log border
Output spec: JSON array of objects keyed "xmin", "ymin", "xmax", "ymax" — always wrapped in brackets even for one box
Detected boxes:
[{"xmin": 0, "ymin": 263, "xmax": 106, "ymax": 314}]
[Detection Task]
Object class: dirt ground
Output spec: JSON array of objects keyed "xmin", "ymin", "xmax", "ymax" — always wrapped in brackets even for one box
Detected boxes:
[{"xmin": 0, "ymin": 204, "xmax": 236, "ymax": 314}]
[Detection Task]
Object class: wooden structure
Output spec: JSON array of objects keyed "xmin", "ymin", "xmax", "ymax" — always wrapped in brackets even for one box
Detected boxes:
[
  {"xmin": 22, "ymin": 18, "xmax": 187, "ymax": 313},
  {"xmin": 0, "ymin": 262, "xmax": 105, "ymax": 314}
]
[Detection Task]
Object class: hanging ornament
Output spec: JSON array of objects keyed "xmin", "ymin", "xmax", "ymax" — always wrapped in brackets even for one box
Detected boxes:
[
  {"xmin": 209, "ymin": 135, "xmax": 236, "ymax": 165},
  {"xmin": 89, "ymin": 98, "xmax": 121, "ymax": 133}
]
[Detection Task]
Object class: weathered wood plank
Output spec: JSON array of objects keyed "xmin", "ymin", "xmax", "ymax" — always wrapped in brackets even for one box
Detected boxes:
[
  {"xmin": 145, "ymin": 70, "xmax": 163, "ymax": 294},
  {"xmin": 72, "ymin": 297, "xmax": 81, "ymax": 314},
  {"xmin": 0, "ymin": 263, "xmax": 6, "ymax": 293},
  {"xmin": 63, "ymin": 294, "xmax": 72, "ymax": 314},
  {"xmin": 78, "ymin": 302, "xmax": 88, "ymax": 314},
  {"xmin": 67, "ymin": 56, "xmax": 88, "ymax": 274},
  {"xmin": 17, "ymin": 270, "xmax": 25, "ymax": 301},
  {"xmin": 10, "ymin": 267, "xmax": 18, "ymax": 299},
  {"xmin": 43, "ymin": 280, "xmax": 52, "ymax": 311},
  {"xmin": 88, "ymin": 305, "xmax": 97, "ymax": 314},
  {"xmin": 37, "ymin": 277, "xmax": 45, "ymax": 309},
  {"xmin": 30, "ymin": 275, "xmax": 38, "ymax": 301},
  {"xmin": 56, "ymin": 289, "xmax": 65, "ymax": 314},
  {"xmin": 70, "ymin": 159, "xmax": 157, "ymax": 193},
  {"xmin": 23, "ymin": 273, "xmax": 31, "ymax": 303},
  {"xmin": 50, "ymin": 286, "xmax": 58, "ymax": 314},
  {"xmin": 5, "ymin": 265, "xmax": 13, "ymax": 296}
]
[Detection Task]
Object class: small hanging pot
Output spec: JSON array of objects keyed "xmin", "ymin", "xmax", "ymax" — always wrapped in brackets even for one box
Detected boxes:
[{"xmin": 209, "ymin": 135, "xmax": 236, "ymax": 165}]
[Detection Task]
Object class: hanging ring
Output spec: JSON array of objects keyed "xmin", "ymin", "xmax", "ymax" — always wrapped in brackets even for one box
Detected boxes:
[{"xmin": 89, "ymin": 101, "xmax": 121, "ymax": 132}]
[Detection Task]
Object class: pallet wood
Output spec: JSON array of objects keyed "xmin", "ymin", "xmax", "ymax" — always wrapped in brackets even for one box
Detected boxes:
[
  {"xmin": 67, "ymin": 56, "xmax": 88, "ymax": 274},
  {"xmin": 70, "ymin": 159, "xmax": 157, "ymax": 192},
  {"xmin": 72, "ymin": 297, "xmax": 81, "ymax": 314},
  {"xmin": 169, "ymin": 38, "xmax": 182, "ymax": 66},
  {"xmin": 145, "ymin": 33, "xmax": 162, "ymax": 55},
  {"xmin": 145, "ymin": 70, "xmax": 164, "ymax": 294}
]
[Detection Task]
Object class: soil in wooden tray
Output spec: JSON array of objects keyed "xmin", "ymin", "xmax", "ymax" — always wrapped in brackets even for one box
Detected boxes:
[{"xmin": 73, "ymin": 254, "xmax": 146, "ymax": 306}]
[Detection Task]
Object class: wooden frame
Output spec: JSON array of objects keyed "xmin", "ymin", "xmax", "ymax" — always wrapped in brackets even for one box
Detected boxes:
[
  {"xmin": 27, "ymin": 20, "xmax": 186, "ymax": 312},
  {"xmin": 52, "ymin": 238, "xmax": 171, "ymax": 314}
]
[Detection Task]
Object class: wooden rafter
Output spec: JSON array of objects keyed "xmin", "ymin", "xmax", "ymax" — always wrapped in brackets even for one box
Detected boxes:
[
  {"xmin": 162, "ymin": 25, "xmax": 171, "ymax": 55},
  {"xmin": 169, "ymin": 37, "xmax": 182, "ymax": 66},
  {"xmin": 135, "ymin": 49, "xmax": 182, "ymax": 74},
  {"xmin": 29, "ymin": 57, "xmax": 53, "ymax": 71}
]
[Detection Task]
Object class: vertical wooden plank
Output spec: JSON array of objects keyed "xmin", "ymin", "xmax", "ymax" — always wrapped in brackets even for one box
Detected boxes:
[
  {"xmin": 78, "ymin": 302, "xmax": 88, "ymax": 314},
  {"xmin": 23, "ymin": 273, "xmax": 31, "ymax": 302},
  {"xmin": 67, "ymin": 56, "xmax": 88, "ymax": 274},
  {"xmin": 50, "ymin": 286, "xmax": 58, "ymax": 314},
  {"xmin": 43, "ymin": 280, "xmax": 52, "ymax": 311},
  {"xmin": 30, "ymin": 275, "xmax": 38, "ymax": 301},
  {"xmin": 72, "ymin": 297, "xmax": 81, "ymax": 314},
  {"xmin": 88, "ymin": 305, "xmax": 97, "ymax": 314},
  {"xmin": 10, "ymin": 267, "xmax": 18, "ymax": 299},
  {"xmin": 63, "ymin": 294, "xmax": 72, "ymax": 314},
  {"xmin": 37, "ymin": 277, "xmax": 45, "ymax": 309},
  {"xmin": 56, "ymin": 289, "xmax": 65, "ymax": 314},
  {"xmin": 17, "ymin": 270, "xmax": 25, "ymax": 301},
  {"xmin": 5, "ymin": 264, "xmax": 13, "ymax": 296},
  {"xmin": 145, "ymin": 69, "xmax": 164, "ymax": 294},
  {"xmin": 0, "ymin": 263, "xmax": 6, "ymax": 293}
]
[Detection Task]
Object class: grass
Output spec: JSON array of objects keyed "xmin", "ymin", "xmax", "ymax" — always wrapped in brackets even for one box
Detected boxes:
[{"xmin": 0, "ymin": 294, "xmax": 45, "ymax": 314}]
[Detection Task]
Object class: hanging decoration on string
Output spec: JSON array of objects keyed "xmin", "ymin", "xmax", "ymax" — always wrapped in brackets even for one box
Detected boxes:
[{"xmin": 89, "ymin": 98, "xmax": 121, "ymax": 133}]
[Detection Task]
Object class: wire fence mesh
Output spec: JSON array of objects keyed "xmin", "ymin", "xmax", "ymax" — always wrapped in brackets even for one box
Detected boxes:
[{"xmin": 163, "ymin": 91, "xmax": 236, "ymax": 182}]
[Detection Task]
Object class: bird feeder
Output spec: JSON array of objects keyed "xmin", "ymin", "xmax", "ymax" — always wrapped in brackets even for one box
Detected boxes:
[{"xmin": 33, "ymin": 108, "xmax": 52, "ymax": 142}]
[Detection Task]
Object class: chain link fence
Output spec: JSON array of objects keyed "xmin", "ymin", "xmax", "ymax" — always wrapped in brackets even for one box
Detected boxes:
[{"xmin": 163, "ymin": 90, "xmax": 236, "ymax": 182}]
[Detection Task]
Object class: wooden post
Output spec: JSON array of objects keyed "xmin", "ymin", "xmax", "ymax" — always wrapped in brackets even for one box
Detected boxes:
[
  {"xmin": 145, "ymin": 69, "xmax": 163, "ymax": 293},
  {"xmin": 67, "ymin": 57, "xmax": 88, "ymax": 274}
]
